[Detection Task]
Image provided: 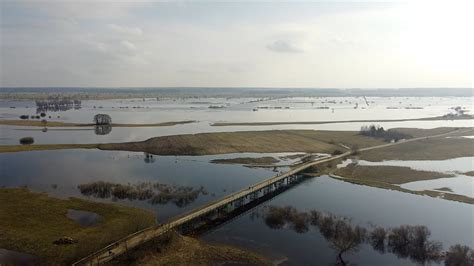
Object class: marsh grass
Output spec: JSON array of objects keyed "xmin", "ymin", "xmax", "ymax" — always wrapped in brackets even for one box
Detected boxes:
[
  {"xmin": 78, "ymin": 181, "xmax": 207, "ymax": 207},
  {"xmin": 0, "ymin": 188, "xmax": 155, "ymax": 264}
]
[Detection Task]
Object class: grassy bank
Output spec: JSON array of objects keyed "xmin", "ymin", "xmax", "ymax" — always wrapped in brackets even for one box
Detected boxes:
[
  {"xmin": 211, "ymin": 157, "xmax": 280, "ymax": 165},
  {"xmin": 211, "ymin": 115, "xmax": 474, "ymax": 127},
  {"xmin": 0, "ymin": 188, "xmax": 156, "ymax": 264},
  {"xmin": 360, "ymin": 137, "xmax": 474, "ymax": 161},
  {"xmin": 0, "ymin": 119, "xmax": 195, "ymax": 128},
  {"xmin": 112, "ymin": 231, "xmax": 269, "ymax": 266},
  {"xmin": 334, "ymin": 165, "xmax": 453, "ymax": 184},
  {"xmin": 330, "ymin": 175, "xmax": 474, "ymax": 205},
  {"xmin": 1, "ymin": 128, "xmax": 471, "ymax": 158}
]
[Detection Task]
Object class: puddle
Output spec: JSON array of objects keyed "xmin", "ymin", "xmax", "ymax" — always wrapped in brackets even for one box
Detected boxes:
[
  {"xmin": 0, "ymin": 248, "xmax": 39, "ymax": 266},
  {"xmin": 66, "ymin": 209, "xmax": 103, "ymax": 227}
]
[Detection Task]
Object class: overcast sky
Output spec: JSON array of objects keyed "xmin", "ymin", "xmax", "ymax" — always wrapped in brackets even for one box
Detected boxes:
[{"xmin": 1, "ymin": 0, "xmax": 472, "ymax": 88}]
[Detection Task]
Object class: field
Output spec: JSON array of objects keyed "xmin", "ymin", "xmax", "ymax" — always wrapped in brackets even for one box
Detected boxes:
[
  {"xmin": 112, "ymin": 231, "xmax": 269, "ymax": 266},
  {"xmin": 360, "ymin": 137, "xmax": 474, "ymax": 161},
  {"xmin": 0, "ymin": 188, "xmax": 156, "ymax": 264},
  {"xmin": 334, "ymin": 165, "xmax": 453, "ymax": 184}
]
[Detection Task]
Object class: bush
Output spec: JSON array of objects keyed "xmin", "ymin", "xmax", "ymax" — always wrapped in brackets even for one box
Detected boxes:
[
  {"xmin": 19, "ymin": 137, "xmax": 34, "ymax": 145},
  {"xmin": 332, "ymin": 149, "xmax": 343, "ymax": 155},
  {"xmin": 19, "ymin": 115, "xmax": 29, "ymax": 120},
  {"xmin": 40, "ymin": 112, "xmax": 46, "ymax": 117}
]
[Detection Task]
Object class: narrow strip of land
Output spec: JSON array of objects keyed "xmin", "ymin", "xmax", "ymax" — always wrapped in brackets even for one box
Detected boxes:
[
  {"xmin": 211, "ymin": 115, "xmax": 473, "ymax": 126},
  {"xmin": 73, "ymin": 127, "xmax": 472, "ymax": 265},
  {"xmin": 0, "ymin": 120, "xmax": 195, "ymax": 128}
]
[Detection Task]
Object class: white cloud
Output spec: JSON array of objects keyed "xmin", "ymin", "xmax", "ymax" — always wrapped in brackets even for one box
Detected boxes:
[
  {"xmin": 107, "ymin": 24, "xmax": 143, "ymax": 36},
  {"xmin": 266, "ymin": 40, "xmax": 303, "ymax": 53}
]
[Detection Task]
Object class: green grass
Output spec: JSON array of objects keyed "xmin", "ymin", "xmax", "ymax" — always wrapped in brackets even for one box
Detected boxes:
[{"xmin": 0, "ymin": 188, "xmax": 156, "ymax": 264}]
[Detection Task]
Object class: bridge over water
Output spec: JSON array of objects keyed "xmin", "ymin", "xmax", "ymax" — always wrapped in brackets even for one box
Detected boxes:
[{"xmin": 73, "ymin": 128, "xmax": 470, "ymax": 265}]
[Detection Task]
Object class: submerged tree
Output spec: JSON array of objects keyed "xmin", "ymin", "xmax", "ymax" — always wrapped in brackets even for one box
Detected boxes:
[{"xmin": 445, "ymin": 244, "xmax": 474, "ymax": 266}]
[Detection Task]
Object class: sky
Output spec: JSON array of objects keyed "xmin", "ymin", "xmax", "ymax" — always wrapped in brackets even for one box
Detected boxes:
[{"xmin": 0, "ymin": 0, "xmax": 473, "ymax": 88}]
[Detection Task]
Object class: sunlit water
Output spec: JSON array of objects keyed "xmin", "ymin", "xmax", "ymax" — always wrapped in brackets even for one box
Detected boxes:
[
  {"xmin": 0, "ymin": 96, "xmax": 473, "ymax": 264},
  {"xmin": 1, "ymin": 96, "xmax": 472, "ymax": 145}
]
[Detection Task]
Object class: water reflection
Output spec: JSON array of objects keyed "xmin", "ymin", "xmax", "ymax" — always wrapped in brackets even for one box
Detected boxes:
[
  {"xmin": 78, "ymin": 181, "xmax": 207, "ymax": 207},
  {"xmin": 261, "ymin": 206, "xmax": 470, "ymax": 265},
  {"xmin": 66, "ymin": 209, "xmax": 102, "ymax": 227},
  {"xmin": 94, "ymin": 124, "xmax": 112, "ymax": 135}
]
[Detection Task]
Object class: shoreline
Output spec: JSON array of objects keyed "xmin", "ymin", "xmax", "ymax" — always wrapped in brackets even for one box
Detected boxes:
[
  {"xmin": 211, "ymin": 115, "xmax": 474, "ymax": 127},
  {"xmin": 0, "ymin": 120, "xmax": 195, "ymax": 128}
]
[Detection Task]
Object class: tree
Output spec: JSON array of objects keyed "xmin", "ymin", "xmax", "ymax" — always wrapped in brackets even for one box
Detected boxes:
[
  {"xmin": 93, "ymin": 114, "xmax": 112, "ymax": 125},
  {"xmin": 445, "ymin": 245, "xmax": 474, "ymax": 266}
]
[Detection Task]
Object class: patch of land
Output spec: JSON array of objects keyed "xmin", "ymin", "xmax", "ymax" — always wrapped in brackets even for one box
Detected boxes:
[
  {"xmin": 435, "ymin": 187, "xmax": 453, "ymax": 192},
  {"xmin": 98, "ymin": 130, "xmax": 388, "ymax": 155},
  {"xmin": 211, "ymin": 157, "xmax": 280, "ymax": 165},
  {"xmin": 1, "ymin": 128, "xmax": 471, "ymax": 157},
  {"xmin": 360, "ymin": 137, "xmax": 474, "ymax": 161},
  {"xmin": 462, "ymin": 171, "xmax": 474, "ymax": 177},
  {"xmin": 211, "ymin": 115, "xmax": 474, "ymax": 127},
  {"xmin": 0, "ymin": 188, "xmax": 156, "ymax": 264},
  {"xmin": 0, "ymin": 119, "xmax": 195, "ymax": 128},
  {"xmin": 330, "ymin": 175, "xmax": 474, "ymax": 205},
  {"xmin": 112, "ymin": 231, "xmax": 269, "ymax": 266},
  {"xmin": 334, "ymin": 165, "xmax": 453, "ymax": 184}
]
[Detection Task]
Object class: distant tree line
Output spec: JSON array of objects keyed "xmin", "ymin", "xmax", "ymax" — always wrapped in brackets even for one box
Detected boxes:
[{"xmin": 360, "ymin": 124, "xmax": 411, "ymax": 142}]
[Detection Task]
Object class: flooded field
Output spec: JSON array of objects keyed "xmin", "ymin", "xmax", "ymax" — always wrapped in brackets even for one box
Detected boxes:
[{"xmin": 1, "ymin": 95, "xmax": 473, "ymax": 265}]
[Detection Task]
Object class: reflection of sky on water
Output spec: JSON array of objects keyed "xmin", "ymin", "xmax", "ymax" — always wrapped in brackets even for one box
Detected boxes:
[
  {"xmin": 0, "ymin": 96, "xmax": 473, "ymax": 145},
  {"xmin": 0, "ymin": 149, "xmax": 275, "ymax": 221},
  {"xmin": 204, "ymin": 175, "xmax": 473, "ymax": 265}
]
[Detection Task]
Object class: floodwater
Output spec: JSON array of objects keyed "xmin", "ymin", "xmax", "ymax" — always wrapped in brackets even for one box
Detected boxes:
[
  {"xmin": 67, "ymin": 209, "xmax": 103, "ymax": 227},
  {"xmin": 1, "ymin": 96, "xmax": 473, "ymax": 145},
  {"xmin": 1, "ymin": 96, "xmax": 473, "ymax": 264}
]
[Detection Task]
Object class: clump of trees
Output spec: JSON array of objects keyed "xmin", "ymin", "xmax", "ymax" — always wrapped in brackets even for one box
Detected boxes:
[
  {"xmin": 93, "ymin": 114, "xmax": 112, "ymax": 125},
  {"xmin": 35, "ymin": 97, "xmax": 81, "ymax": 113},
  {"xmin": 445, "ymin": 244, "xmax": 474, "ymax": 266},
  {"xmin": 77, "ymin": 181, "xmax": 207, "ymax": 208},
  {"xmin": 262, "ymin": 206, "xmax": 473, "ymax": 265},
  {"xmin": 360, "ymin": 124, "xmax": 411, "ymax": 142},
  {"xmin": 93, "ymin": 114, "xmax": 112, "ymax": 135},
  {"xmin": 19, "ymin": 137, "xmax": 34, "ymax": 145}
]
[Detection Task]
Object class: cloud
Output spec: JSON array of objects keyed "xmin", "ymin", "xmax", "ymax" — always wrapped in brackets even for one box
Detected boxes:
[
  {"xmin": 107, "ymin": 24, "xmax": 143, "ymax": 36},
  {"xmin": 266, "ymin": 40, "xmax": 303, "ymax": 53}
]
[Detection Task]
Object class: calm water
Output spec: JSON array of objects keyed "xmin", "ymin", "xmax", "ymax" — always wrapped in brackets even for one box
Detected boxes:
[
  {"xmin": 1, "ymin": 149, "xmax": 473, "ymax": 264},
  {"xmin": 1, "ymin": 96, "xmax": 473, "ymax": 145},
  {"xmin": 1, "ymin": 96, "xmax": 473, "ymax": 264}
]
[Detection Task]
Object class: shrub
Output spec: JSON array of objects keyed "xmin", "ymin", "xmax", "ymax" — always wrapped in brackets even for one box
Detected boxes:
[
  {"xmin": 332, "ymin": 149, "xmax": 343, "ymax": 155},
  {"xmin": 40, "ymin": 112, "xmax": 46, "ymax": 117},
  {"xmin": 19, "ymin": 137, "xmax": 34, "ymax": 145},
  {"xmin": 19, "ymin": 115, "xmax": 29, "ymax": 120}
]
